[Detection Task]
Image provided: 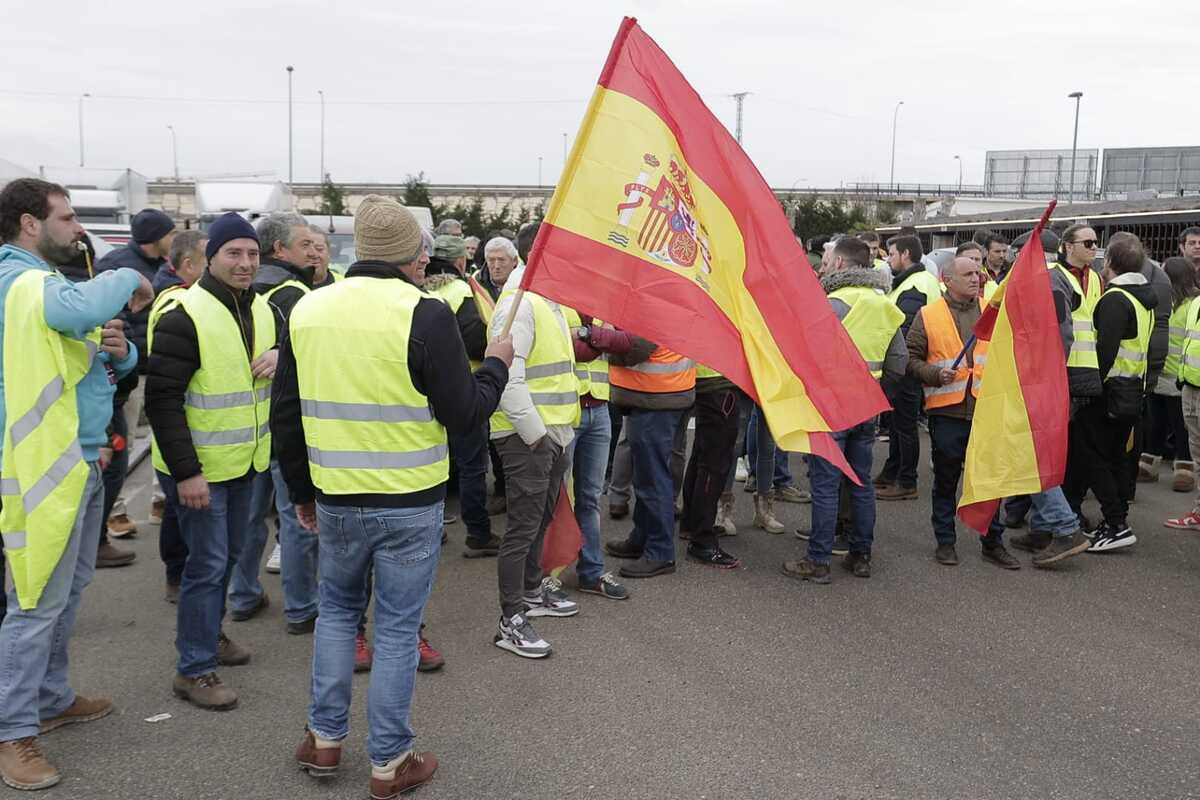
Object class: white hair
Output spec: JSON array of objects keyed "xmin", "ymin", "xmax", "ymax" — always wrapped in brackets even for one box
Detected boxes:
[{"xmin": 484, "ymin": 237, "xmax": 518, "ymax": 259}]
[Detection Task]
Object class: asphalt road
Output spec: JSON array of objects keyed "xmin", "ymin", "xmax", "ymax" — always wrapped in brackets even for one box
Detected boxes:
[{"xmin": 10, "ymin": 437, "xmax": 1199, "ymax": 800}]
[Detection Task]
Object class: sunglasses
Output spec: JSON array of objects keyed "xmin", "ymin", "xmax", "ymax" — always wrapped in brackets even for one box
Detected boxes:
[{"xmin": 1070, "ymin": 239, "xmax": 1098, "ymax": 249}]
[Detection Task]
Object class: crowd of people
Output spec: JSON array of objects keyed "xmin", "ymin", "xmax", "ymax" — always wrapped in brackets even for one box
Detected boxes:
[{"xmin": 0, "ymin": 176, "xmax": 1196, "ymax": 795}]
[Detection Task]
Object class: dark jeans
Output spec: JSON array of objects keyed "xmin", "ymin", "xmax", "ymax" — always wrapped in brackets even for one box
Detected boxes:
[
  {"xmin": 880, "ymin": 376, "xmax": 922, "ymax": 489},
  {"xmin": 1146, "ymin": 393, "xmax": 1190, "ymax": 461},
  {"xmin": 495, "ymin": 435, "xmax": 571, "ymax": 618},
  {"xmin": 929, "ymin": 415, "xmax": 1003, "ymax": 546},
  {"xmin": 97, "ymin": 400, "xmax": 130, "ymax": 547},
  {"xmin": 681, "ymin": 390, "xmax": 740, "ymax": 550},
  {"xmin": 158, "ymin": 470, "xmax": 254, "ymax": 677},
  {"xmin": 448, "ymin": 422, "xmax": 491, "ymax": 544},
  {"xmin": 806, "ymin": 418, "xmax": 878, "ymax": 563},
  {"xmin": 158, "ymin": 472, "xmax": 188, "ymax": 585},
  {"xmin": 1064, "ymin": 400, "xmax": 1135, "ymax": 527},
  {"xmin": 627, "ymin": 407, "xmax": 683, "ymax": 563}
]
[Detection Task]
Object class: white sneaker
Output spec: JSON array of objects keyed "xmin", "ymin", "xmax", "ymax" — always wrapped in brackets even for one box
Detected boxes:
[
  {"xmin": 494, "ymin": 613, "xmax": 551, "ymax": 658},
  {"xmin": 522, "ymin": 576, "xmax": 579, "ymax": 618},
  {"xmin": 734, "ymin": 457, "xmax": 749, "ymax": 482},
  {"xmin": 265, "ymin": 543, "xmax": 282, "ymax": 574}
]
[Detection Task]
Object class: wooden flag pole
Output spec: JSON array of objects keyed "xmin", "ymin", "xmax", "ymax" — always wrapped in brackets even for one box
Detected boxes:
[{"xmin": 497, "ymin": 288, "xmax": 525, "ymax": 339}]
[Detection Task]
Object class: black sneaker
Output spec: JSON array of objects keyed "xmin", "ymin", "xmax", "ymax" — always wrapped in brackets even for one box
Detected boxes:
[
  {"xmin": 686, "ymin": 544, "xmax": 741, "ymax": 569},
  {"xmin": 577, "ymin": 572, "xmax": 629, "ymax": 600},
  {"xmin": 934, "ymin": 543, "xmax": 959, "ymax": 566},
  {"xmin": 618, "ymin": 557, "xmax": 676, "ymax": 579},
  {"xmin": 1010, "ymin": 531, "xmax": 1051, "ymax": 553},
  {"xmin": 463, "ymin": 534, "xmax": 502, "ymax": 558},
  {"xmin": 1087, "ymin": 524, "xmax": 1137, "ymax": 553},
  {"xmin": 780, "ymin": 558, "xmax": 831, "ymax": 584},
  {"xmin": 287, "ymin": 616, "xmax": 318, "ymax": 635},
  {"xmin": 831, "ymin": 533, "xmax": 850, "ymax": 557},
  {"xmin": 604, "ymin": 537, "xmax": 643, "ymax": 560},
  {"xmin": 981, "ymin": 543, "xmax": 1021, "ymax": 570},
  {"xmin": 841, "ymin": 552, "xmax": 871, "ymax": 578},
  {"xmin": 230, "ymin": 592, "xmax": 270, "ymax": 622}
]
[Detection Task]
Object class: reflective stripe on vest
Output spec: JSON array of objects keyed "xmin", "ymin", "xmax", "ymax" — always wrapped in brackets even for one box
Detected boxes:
[
  {"xmin": 1055, "ymin": 265, "xmax": 1101, "ymax": 371},
  {"xmin": 829, "ymin": 286, "xmax": 905, "ymax": 380},
  {"xmin": 290, "ymin": 276, "xmax": 449, "ymax": 495},
  {"xmin": 0, "ymin": 269, "xmax": 101, "ymax": 609},
  {"xmin": 919, "ymin": 297, "xmax": 988, "ymax": 409},
  {"xmin": 609, "ymin": 347, "xmax": 696, "ymax": 395},
  {"xmin": 492, "ymin": 291, "xmax": 581, "ymax": 432},
  {"xmin": 150, "ymin": 284, "xmax": 274, "ymax": 481},
  {"xmin": 1102, "ymin": 286, "xmax": 1152, "ymax": 382}
]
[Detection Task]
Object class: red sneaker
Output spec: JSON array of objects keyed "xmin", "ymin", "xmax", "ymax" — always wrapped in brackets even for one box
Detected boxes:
[
  {"xmin": 354, "ymin": 633, "xmax": 373, "ymax": 673},
  {"xmin": 1163, "ymin": 511, "xmax": 1200, "ymax": 531},
  {"xmin": 417, "ymin": 633, "xmax": 444, "ymax": 673}
]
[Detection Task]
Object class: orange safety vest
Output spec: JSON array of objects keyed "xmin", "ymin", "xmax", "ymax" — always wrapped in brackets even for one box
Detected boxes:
[
  {"xmin": 920, "ymin": 296, "xmax": 988, "ymax": 410},
  {"xmin": 609, "ymin": 346, "xmax": 695, "ymax": 394}
]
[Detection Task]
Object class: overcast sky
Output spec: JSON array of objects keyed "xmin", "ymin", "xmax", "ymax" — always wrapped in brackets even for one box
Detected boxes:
[{"xmin": 4, "ymin": 0, "xmax": 1197, "ymax": 190}]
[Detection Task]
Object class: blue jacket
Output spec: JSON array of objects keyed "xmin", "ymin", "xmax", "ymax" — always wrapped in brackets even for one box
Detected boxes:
[
  {"xmin": 152, "ymin": 263, "xmax": 185, "ymax": 294},
  {"xmin": 0, "ymin": 244, "xmax": 141, "ymax": 463}
]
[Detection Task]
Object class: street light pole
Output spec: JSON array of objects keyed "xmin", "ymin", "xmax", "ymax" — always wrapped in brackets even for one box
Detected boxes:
[
  {"xmin": 78, "ymin": 93, "xmax": 90, "ymax": 167},
  {"xmin": 1068, "ymin": 91, "xmax": 1083, "ymax": 203},
  {"xmin": 562, "ymin": 132, "xmax": 568, "ymax": 166},
  {"xmin": 954, "ymin": 155, "xmax": 962, "ymax": 193},
  {"xmin": 286, "ymin": 66, "xmax": 294, "ymax": 185},
  {"xmin": 167, "ymin": 125, "xmax": 179, "ymax": 181},
  {"xmin": 889, "ymin": 100, "xmax": 904, "ymax": 189},
  {"xmin": 538, "ymin": 156, "xmax": 543, "ymax": 186},
  {"xmin": 318, "ymin": 89, "xmax": 325, "ymax": 183}
]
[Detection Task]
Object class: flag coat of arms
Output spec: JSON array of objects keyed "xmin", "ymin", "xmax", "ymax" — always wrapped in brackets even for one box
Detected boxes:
[{"xmin": 520, "ymin": 17, "xmax": 888, "ymax": 473}]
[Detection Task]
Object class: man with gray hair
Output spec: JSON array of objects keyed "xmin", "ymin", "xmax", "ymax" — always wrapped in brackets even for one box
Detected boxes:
[{"xmin": 434, "ymin": 218, "xmax": 463, "ymax": 237}]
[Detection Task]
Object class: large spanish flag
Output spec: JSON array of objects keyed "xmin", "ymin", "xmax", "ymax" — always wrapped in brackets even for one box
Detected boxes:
[
  {"xmin": 521, "ymin": 17, "xmax": 887, "ymax": 472},
  {"xmin": 957, "ymin": 202, "xmax": 1069, "ymax": 532}
]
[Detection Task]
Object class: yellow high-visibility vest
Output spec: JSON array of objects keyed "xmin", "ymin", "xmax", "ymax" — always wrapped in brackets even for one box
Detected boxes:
[
  {"xmin": 1102, "ymin": 287, "xmax": 1152, "ymax": 383},
  {"xmin": 491, "ymin": 290, "xmax": 580, "ymax": 433},
  {"xmin": 289, "ymin": 276, "xmax": 449, "ymax": 495},
  {"xmin": 1054, "ymin": 264, "xmax": 1101, "ymax": 374},
  {"xmin": 888, "ymin": 269, "xmax": 942, "ymax": 306},
  {"xmin": 829, "ymin": 286, "xmax": 905, "ymax": 380}
]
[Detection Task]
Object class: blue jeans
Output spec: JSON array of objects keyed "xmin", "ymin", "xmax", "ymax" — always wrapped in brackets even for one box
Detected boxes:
[
  {"xmin": 928, "ymin": 417, "xmax": 1003, "ymax": 546},
  {"xmin": 570, "ymin": 404, "xmax": 612, "ymax": 584},
  {"xmin": 227, "ymin": 468, "xmax": 273, "ymax": 615},
  {"xmin": 627, "ymin": 408, "xmax": 682, "ymax": 563},
  {"xmin": 0, "ymin": 463, "xmax": 103, "ymax": 741},
  {"xmin": 1004, "ymin": 490, "xmax": 1078, "ymax": 538},
  {"xmin": 159, "ymin": 471, "xmax": 254, "ymax": 677},
  {"xmin": 805, "ymin": 419, "xmax": 877, "ymax": 564},
  {"xmin": 746, "ymin": 405, "xmax": 793, "ymax": 492},
  {"xmin": 308, "ymin": 501, "xmax": 443, "ymax": 765},
  {"xmin": 448, "ymin": 422, "xmax": 491, "ymax": 544}
]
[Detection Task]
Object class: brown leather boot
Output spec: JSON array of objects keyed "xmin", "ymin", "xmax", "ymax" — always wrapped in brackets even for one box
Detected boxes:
[
  {"xmin": 0, "ymin": 737, "xmax": 60, "ymax": 790},
  {"xmin": 295, "ymin": 729, "xmax": 341, "ymax": 777},
  {"xmin": 39, "ymin": 694, "xmax": 113, "ymax": 734},
  {"xmin": 217, "ymin": 631, "xmax": 251, "ymax": 667},
  {"xmin": 172, "ymin": 673, "xmax": 238, "ymax": 711},
  {"xmin": 369, "ymin": 751, "xmax": 438, "ymax": 799}
]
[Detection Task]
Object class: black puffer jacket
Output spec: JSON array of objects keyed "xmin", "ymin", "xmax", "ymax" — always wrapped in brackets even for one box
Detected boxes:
[
  {"xmin": 95, "ymin": 241, "xmax": 165, "ymax": 374},
  {"xmin": 145, "ymin": 270, "xmax": 260, "ymax": 482}
]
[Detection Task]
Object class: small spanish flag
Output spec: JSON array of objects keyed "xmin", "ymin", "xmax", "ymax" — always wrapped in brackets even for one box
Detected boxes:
[
  {"xmin": 520, "ymin": 17, "xmax": 887, "ymax": 475},
  {"xmin": 958, "ymin": 201, "xmax": 1070, "ymax": 532}
]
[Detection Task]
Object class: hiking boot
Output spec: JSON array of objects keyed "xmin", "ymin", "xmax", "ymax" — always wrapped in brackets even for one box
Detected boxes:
[
  {"xmin": 95, "ymin": 541, "xmax": 135, "ymax": 568},
  {"xmin": 780, "ymin": 558, "xmax": 831, "ymax": 584},
  {"xmin": 354, "ymin": 633, "xmax": 373, "ymax": 673},
  {"xmin": 106, "ymin": 512, "xmax": 138, "ymax": 539},
  {"xmin": 686, "ymin": 543, "xmax": 741, "ymax": 569},
  {"xmin": 494, "ymin": 613, "xmax": 551, "ymax": 659},
  {"xmin": 1010, "ymin": 531, "xmax": 1051, "ymax": 553},
  {"xmin": 715, "ymin": 493, "xmax": 737, "ymax": 536},
  {"xmin": 230, "ymin": 592, "xmax": 270, "ymax": 622},
  {"xmin": 1173, "ymin": 460, "xmax": 1196, "ymax": 492},
  {"xmin": 173, "ymin": 672, "xmax": 238, "ymax": 711},
  {"xmin": 417, "ymin": 632, "xmax": 444, "ymax": 672},
  {"xmin": 618, "ymin": 557, "xmax": 676, "ymax": 579},
  {"xmin": 149, "ymin": 497, "xmax": 166, "ymax": 525},
  {"xmin": 0, "ymin": 737, "xmax": 60, "ymax": 791},
  {"xmin": 982, "ymin": 543, "xmax": 1021, "ymax": 570},
  {"xmin": 217, "ymin": 631, "xmax": 251, "ymax": 666},
  {"xmin": 463, "ymin": 534, "xmax": 502, "ymax": 558},
  {"xmin": 486, "ymin": 495, "xmax": 507, "ymax": 516},
  {"xmin": 774, "ymin": 484, "xmax": 812, "ymax": 504},
  {"xmin": 604, "ymin": 537, "xmax": 643, "ymax": 560},
  {"xmin": 1032, "ymin": 532, "xmax": 1090, "ymax": 567},
  {"xmin": 295, "ymin": 728, "xmax": 341, "ymax": 778},
  {"xmin": 287, "ymin": 616, "xmax": 318, "ymax": 636},
  {"xmin": 1136, "ymin": 453, "xmax": 1161, "ymax": 482},
  {"xmin": 841, "ymin": 552, "xmax": 871, "ymax": 578},
  {"xmin": 577, "ymin": 572, "xmax": 629, "ymax": 600},
  {"xmin": 369, "ymin": 751, "xmax": 438, "ymax": 800},
  {"xmin": 934, "ymin": 543, "xmax": 959, "ymax": 565},
  {"xmin": 165, "ymin": 581, "xmax": 180, "ymax": 605},
  {"xmin": 752, "ymin": 495, "xmax": 785, "ymax": 534},
  {"xmin": 608, "ymin": 500, "xmax": 629, "ymax": 519},
  {"xmin": 523, "ymin": 576, "xmax": 579, "ymax": 617},
  {"xmin": 1087, "ymin": 524, "xmax": 1137, "ymax": 553},
  {"xmin": 877, "ymin": 484, "xmax": 918, "ymax": 501},
  {"xmin": 1164, "ymin": 511, "xmax": 1200, "ymax": 531},
  {"xmin": 265, "ymin": 543, "xmax": 282, "ymax": 574},
  {"xmin": 39, "ymin": 695, "xmax": 113, "ymax": 734}
]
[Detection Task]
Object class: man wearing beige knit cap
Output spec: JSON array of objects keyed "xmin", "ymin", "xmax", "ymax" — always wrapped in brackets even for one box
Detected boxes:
[{"xmin": 272, "ymin": 195, "xmax": 513, "ymax": 797}]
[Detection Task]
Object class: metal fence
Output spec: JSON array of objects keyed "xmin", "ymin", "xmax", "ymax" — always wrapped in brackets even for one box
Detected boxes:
[{"xmin": 929, "ymin": 216, "xmax": 1199, "ymax": 264}]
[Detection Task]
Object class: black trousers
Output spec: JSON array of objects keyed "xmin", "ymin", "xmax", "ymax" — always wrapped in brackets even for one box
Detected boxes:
[
  {"xmin": 98, "ymin": 399, "xmax": 130, "ymax": 548},
  {"xmin": 1145, "ymin": 393, "xmax": 1190, "ymax": 461},
  {"xmin": 158, "ymin": 485, "xmax": 188, "ymax": 585},
  {"xmin": 681, "ymin": 389, "xmax": 740, "ymax": 550},
  {"xmin": 1063, "ymin": 401, "xmax": 1135, "ymax": 527},
  {"xmin": 880, "ymin": 376, "xmax": 922, "ymax": 488}
]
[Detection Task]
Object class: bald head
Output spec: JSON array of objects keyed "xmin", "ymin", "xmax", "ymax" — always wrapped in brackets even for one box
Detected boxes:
[{"xmin": 943, "ymin": 256, "xmax": 980, "ymax": 302}]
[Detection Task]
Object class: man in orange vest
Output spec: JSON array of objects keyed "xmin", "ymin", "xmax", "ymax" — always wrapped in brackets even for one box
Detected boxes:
[{"xmin": 906, "ymin": 256, "xmax": 1019, "ymax": 569}]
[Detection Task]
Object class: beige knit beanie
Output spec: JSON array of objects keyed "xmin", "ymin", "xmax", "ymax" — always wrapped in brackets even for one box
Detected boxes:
[{"xmin": 354, "ymin": 195, "xmax": 424, "ymax": 263}]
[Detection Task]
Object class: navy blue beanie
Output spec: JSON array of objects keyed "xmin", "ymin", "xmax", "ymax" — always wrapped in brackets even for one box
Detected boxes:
[
  {"xmin": 131, "ymin": 208, "xmax": 176, "ymax": 244},
  {"xmin": 205, "ymin": 213, "xmax": 260, "ymax": 262}
]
